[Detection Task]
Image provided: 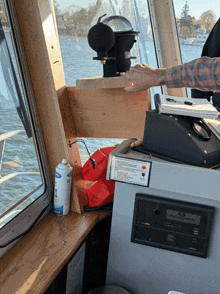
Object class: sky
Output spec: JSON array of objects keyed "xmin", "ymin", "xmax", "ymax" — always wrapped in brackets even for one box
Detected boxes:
[{"xmin": 55, "ymin": 0, "xmax": 220, "ymax": 20}]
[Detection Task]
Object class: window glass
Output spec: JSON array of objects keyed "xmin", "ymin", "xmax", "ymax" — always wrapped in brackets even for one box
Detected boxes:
[
  {"xmin": 0, "ymin": 6, "xmax": 44, "ymax": 228},
  {"xmin": 173, "ymin": 0, "xmax": 220, "ymax": 97},
  {"xmin": 78, "ymin": 138, "xmax": 124, "ymax": 165},
  {"xmin": 54, "ymin": 0, "xmax": 161, "ymax": 95},
  {"xmin": 55, "ymin": 0, "xmax": 158, "ymax": 82}
]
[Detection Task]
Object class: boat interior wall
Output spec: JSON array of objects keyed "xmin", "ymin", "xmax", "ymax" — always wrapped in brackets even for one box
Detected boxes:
[{"xmin": 148, "ymin": 0, "xmax": 187, "ymax": 98}]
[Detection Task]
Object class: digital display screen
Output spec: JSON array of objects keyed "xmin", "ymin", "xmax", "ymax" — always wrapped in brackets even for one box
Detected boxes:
[{"xmin": 166, "ymin": 209, "xmax": 201, "ymax": 225}]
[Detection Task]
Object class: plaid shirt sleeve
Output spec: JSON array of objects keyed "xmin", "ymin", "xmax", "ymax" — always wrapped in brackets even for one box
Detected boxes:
[{"xmin": 164, "ymin": 57, "xmax": 220, "ymax": 92}]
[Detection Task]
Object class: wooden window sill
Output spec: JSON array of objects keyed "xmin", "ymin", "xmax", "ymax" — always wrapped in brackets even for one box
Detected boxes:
[{"xmin": 0, "ymin": 211, "xmax": 111, "ymax": 294}]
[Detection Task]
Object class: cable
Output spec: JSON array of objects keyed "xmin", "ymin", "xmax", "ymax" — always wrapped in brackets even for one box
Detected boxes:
[
  {"xmin": 68, "ymin": 138, "xmax": 96, "ymax": 169},
  {"xmin": 0, "ymin": 204, "xmax": 50, "ymax": 248}
]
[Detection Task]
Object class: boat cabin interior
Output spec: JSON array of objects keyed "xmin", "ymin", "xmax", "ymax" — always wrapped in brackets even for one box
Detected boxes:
[{"xmin": 0, "ymin": 0, "xmax": 220, "ymax": 294}]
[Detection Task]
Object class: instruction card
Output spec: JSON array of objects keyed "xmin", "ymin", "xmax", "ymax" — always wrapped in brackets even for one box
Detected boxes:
[{"xmin": 110, "ymin": 156, "xmax": 151, "ymax": 186}]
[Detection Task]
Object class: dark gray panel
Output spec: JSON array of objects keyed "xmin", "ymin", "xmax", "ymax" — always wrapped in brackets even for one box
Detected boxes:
[{"xmin": 66, "ymin": 242, "xmax": 86, "ymax": 294}]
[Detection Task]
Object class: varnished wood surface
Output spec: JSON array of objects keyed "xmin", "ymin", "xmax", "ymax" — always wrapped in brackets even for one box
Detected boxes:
[
  {"xmin": 0, "ymin": 211, "xmax": 102, "ymax": 294},
  {"xmin": 90, "ymin": 210, "xmax": 112, "ymax": 221},
  {"xmin": 67, "ymin": 86, "xmax": 151, "ymax": 139}
]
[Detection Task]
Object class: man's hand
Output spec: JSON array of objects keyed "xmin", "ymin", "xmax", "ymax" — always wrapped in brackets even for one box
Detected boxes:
[{"xmin": 124, "ymin": 64, "xmax": 166, "ymax": 92}]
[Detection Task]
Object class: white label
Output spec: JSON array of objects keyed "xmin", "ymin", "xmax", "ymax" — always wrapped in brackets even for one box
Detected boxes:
[
  {"xmin": 110, "ymin": 156, "xmax": 151, "ymax": 186},
  {"xmin": 54, "ymin": 170, "xmax": 72, "ymax": 215}
]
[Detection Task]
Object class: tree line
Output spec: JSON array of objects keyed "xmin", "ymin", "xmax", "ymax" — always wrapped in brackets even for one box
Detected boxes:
[
  {"xmin": 54, "ymin": 0, "xmax": 217, "ymax": 38},
  {"xmin": 178, "ymin": 1, "xmax": 216, "ymax": 39},
  {"xmin": 54, "ymin": 0, "xmax": 102, "ymax": 36}
]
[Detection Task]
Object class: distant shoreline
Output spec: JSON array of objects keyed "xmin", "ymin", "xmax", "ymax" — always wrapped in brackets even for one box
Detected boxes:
[{"xmin": 58, "ymin": 30, "xmax": 88, "ymax": 37}]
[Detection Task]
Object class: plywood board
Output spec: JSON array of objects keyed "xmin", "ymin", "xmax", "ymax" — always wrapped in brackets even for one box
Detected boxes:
[
  {"xmin": 76, "ymin": 75, "xmax": 130, "ymax": 89},
  {"xmin": 67, "ymin": 86, "xmax": 151, "ymax": 139}
]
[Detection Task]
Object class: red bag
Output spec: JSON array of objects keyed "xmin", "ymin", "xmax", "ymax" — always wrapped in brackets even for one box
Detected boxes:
[
  {"xmin": 81, "ymin": 146, "xmax": 116, "ymax": 181},
  {"xmin": 81, "ymin": 146, "xmax": 116, "ymax": 207},
  {"xmin": 86, "ymin": 174, "xmax": 115, "ymax": 207}
]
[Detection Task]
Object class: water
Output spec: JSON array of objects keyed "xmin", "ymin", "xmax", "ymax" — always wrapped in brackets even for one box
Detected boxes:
[
  {"xmin": 59, "ymin": 35, "xmax": 102, "ymax": 85},
  {"xmin": 0, "ymin": 33, "xmax": 204, "ymax": 219},
  {"xmin": 0, "ymin": 32, "xmax": 44, "ymax": 223}
]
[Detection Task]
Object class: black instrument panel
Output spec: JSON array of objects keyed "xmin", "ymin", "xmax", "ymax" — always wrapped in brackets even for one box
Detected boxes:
[{"xmin": 131, "ymin": 194, "xmax": 215, "ymax": 258}]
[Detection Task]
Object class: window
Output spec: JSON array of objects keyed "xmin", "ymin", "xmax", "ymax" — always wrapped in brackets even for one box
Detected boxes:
[
  {"xmin": 0, "ymin": 1, "xmax": 52, "ymax": 256},
  {"xmin": 173, "ymin": 0, "xmax": 220, "ymax": 97},
  {"xmin": 55, "ymin": 0, "xmax": 159, "ymax": 84}
]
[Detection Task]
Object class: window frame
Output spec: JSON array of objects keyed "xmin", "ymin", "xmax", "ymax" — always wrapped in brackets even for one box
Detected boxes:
[
  {"xmin": 0, "ymin": 0, "xmax": 53, "ymax": 257},
  {"xmin": 147, "ymin": 0, "xmax": 187, "ymax": 97}
]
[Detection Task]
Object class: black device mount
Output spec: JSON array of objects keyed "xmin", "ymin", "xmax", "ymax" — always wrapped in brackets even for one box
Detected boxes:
[{"xmin": 88, "ymin": 14, "xmax": 139, "ymax": 77}]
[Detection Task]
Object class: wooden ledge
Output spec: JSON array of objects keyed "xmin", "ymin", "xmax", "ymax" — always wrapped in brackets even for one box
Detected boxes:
[
  {"xmin": 76, "ymin": 75, "xmax": 130, "ymax": 89},
  {"xmin": 0, "ymin": 211, "xmax": 111, "ymax": 294}
]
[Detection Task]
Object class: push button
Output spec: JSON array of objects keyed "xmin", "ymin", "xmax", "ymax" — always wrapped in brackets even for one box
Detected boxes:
[
  {"xmin": 154, "ymin": 209, "xmax": 160, "ymax": 215},
  {"xmin": 167, "ymin": 234, "xmax": 175, "ymax": 242},
  {"xmin": 193, "ymin": 229, "xmax": 199, "ymax": 235}
]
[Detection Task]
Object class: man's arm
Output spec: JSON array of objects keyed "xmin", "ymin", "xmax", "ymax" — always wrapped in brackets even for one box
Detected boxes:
[
  {"xmin": 125, "ymin": 57, "xmax": 220, "ymax": 93},
  {"xmin": 124, "ymin": 64, "xmax": 166, "ymax": 92}
]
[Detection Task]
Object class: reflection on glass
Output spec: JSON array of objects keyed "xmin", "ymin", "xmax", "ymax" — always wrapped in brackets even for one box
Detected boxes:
[
  {"xmin": 106, "ymin": 19, "xmax": 129, "ymax": 31},
  {"xmin": 102, "ymin": 16, "xmax": 133, "ymax": 32}
]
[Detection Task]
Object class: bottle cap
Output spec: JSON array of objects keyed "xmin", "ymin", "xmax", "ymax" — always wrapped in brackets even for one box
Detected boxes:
[{"xmin": 61, "ymin": 159, "xmax": 68, "ymax": 165}]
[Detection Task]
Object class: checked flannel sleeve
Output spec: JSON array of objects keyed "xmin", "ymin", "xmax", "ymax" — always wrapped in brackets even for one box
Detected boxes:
[{"xmin": 164, "ymin": 57, "xmax": 220, "ymax": 93}]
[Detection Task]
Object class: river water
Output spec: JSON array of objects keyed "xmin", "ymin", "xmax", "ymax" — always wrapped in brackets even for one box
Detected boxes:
[{"xmin": 0, "ymin": 33, "xmax": 204, "ymax": 219}]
